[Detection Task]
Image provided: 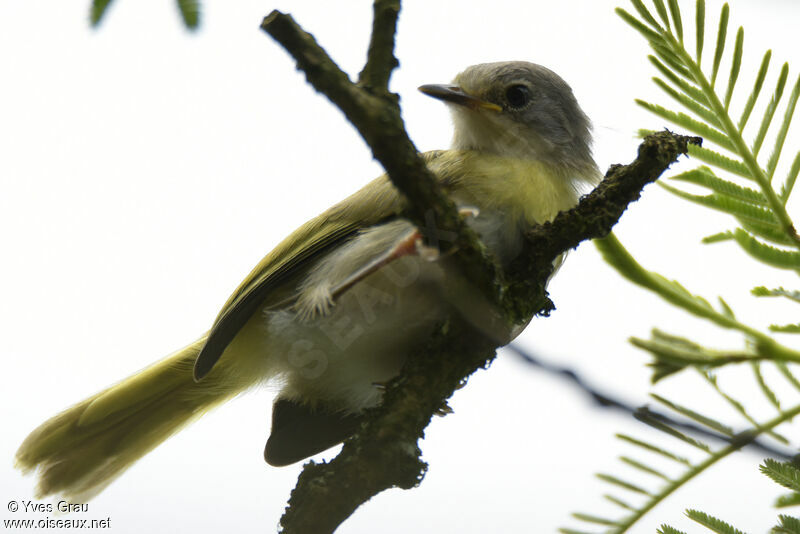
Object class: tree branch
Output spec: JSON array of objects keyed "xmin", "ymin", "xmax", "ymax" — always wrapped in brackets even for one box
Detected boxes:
[
  {"xmin": 357, "ymin": 0, "xmax": 400, "ymax": 90},
  {"xmin": 261, "ymin": 5, "xmax": 700, "ymax": 534},
  {"xmin": 503, "ymin": 131, "xmax": 701, "ymax": 323}
]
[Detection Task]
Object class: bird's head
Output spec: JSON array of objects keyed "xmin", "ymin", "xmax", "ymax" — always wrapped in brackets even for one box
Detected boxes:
[{"xmin": 420, "ymin": 61, "xmax": 596, "ymax": 175}]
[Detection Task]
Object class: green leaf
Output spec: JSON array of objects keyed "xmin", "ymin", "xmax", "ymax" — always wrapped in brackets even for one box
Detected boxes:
[
  {"xmin": 710, "ymin": 3, "xmax": 729, "ymax": 87},
  {"xmin": 634, "ymin": 333, "xmax": 754, "ymax": 382},
  {"xmin": 762, "ymin": 459, "xmax": 800, "ymax": 493},
  {"xmin": 659, "ymin": 526, "xmax": 688, "ymax": 534},
  {"xmin": 767, "ymin": 73, "xmax": 800, "ymax": 179},
  {"xmin": 634, "ymin": 407, "xmax": 712, "ymax": 452},
  {"xmin": 651, "ymin": 42, "xmax": 694, "ymax": 80},
  {"xmin": 717, "ymin": 297, "xmax": 735, "ymax": 318},
  {"xmin": 738, "ymin": 50, "xmax": 772, "ymax": 132},
  {"xmin": 176, "ymin": 0, "xmax": 200, "ymax": 30},
  {"xmin": 650, "ymin": 56, "xmax": 709, "ymax": 104},
  {"xmin": 595, "ymin": 233, "xmax": 747, "ymax": 332},
  {"xmin": 732, "ymin": 229, "xmax": 800, "ymax": 270},
  {"xmin": 782, "ymin": 151, "xmax": 800, "ymax": 203},
  {"xmin": 668, "ymin": 0, "xmax": 684, "ymax": 43},
  {"xmin": 651, "ymin": 393, "xmax": 734, "ymax": 435},
  {"xmin": 686, "ymin": 144, "xmax": 753, "ymax": 179},
  {"xmin": 752, "ymin": 361, "xmax": 781, "ymax": 409},
  {"xmin": 669, "ymin": 167, "xmax": 767, "ymax": 205},
  {"xmin": 89, "ymin": 0, "xmax": 115, "ymax": 27},
  {"xmin": 772, "ymin": 324, "xmax": 800, "ymax": 334},
  {"xmin": 700, "ymin": 371, "xmax": 790, "ymax": 444},
  {"xmin": 653, "ymin": 0, "xmax": 671, "ymax": 30},
  {"xmin": 620, "ymin": 455, "xmax": 671, "ymax": 480},
  {"xmin": 740, "ymin": 219, "xmax": 796, "ymax": 246},
  {"xmin": 753, "ymin": 62, "xmax": 790, "ymax": 158},
  {"xmin": 776, "ymin": 362, "xmax": 800, "ymax": 392},
  {"xmin": 604, "ymin": 493, "xmax": 636, "ymax": 511},
  {"xmin": 659, "ymin": 182, "xmax": 780, "ymax": 226},
  {"xmin": 630, "ymin": 0, "xmax": 664, "ymax": 31},
  {"xmin": 773, "ymin": 514, "xmax": 800, "ymax": 534},
  {"xmin": 653, "ymin": 78, "xmax": 722, "ymax": 127},
  {"xmin": 686, "ymin": 509, "xmax": 747, "ymax": 534},
  {"xmin": 617, "ymin": 8, "xmax": 663, "ymax": 44},
  {"xmin": 752, "ymin": 286, "xmax": 800, "ymax": 302},
  {"xmin": 596, "ymin": 473, "xmax": 652, "ymax": 495},
  {"xmin": 696, "ymin": 0, "xmax": 706, "ymax": 65},
  {"xmin": 636, "ymin": 100, "xmax": 736, "ymax": 151},
  {"xmin": 616, "ymin": 434, "xmax": 692, "ymax": 465},
  {"xmin": 776, "ymin": 492, "xmax": 800, "ymax": 508},
  {"xmin": 572, "ymin": 512, "xmax": 620, "ymax": 526},
  {"xmin": 703, "ymin": 231, "xmax": 734, "ymax": 244},
  {"xmin": 724, "ymin": 27, "xmax": 744, "ymax": 110}
]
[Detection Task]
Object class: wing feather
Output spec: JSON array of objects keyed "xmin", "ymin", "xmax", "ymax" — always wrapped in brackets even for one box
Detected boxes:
[{"xmin": 193, "ymin": 151, "xmax": 447, "ymax": 379}]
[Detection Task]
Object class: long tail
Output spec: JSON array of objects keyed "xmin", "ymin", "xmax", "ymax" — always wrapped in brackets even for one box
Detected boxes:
[{"xmin": 15, "ymin": 336, "xmax": 255, "ymax": 502}]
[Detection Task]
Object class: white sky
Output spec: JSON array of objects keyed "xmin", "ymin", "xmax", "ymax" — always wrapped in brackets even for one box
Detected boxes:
[{"xmin": 2, "ymin": 0, "xmax": 800, "ymax": 532}]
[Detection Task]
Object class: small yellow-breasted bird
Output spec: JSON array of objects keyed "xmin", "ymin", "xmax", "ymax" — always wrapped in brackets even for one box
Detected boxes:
[{"xmin": 16, "ymin": 61, "xmax": 600, "ymax": 501}]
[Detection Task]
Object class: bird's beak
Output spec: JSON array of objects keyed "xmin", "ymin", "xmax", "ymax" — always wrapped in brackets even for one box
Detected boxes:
[{"xmin": 418, "ymin": 84, "xmax": 502, "ymax": 112}]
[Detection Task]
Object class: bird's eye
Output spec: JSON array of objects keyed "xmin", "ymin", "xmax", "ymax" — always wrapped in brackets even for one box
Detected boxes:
[{"xmin": 505, "ymin": 84, "xmax": 531, "ymax": 109}]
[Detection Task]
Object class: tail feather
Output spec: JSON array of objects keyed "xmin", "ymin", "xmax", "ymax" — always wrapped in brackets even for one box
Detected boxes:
[{"xmin": 15, "ymin": 336, "xmax": 249, "ymax": 502}]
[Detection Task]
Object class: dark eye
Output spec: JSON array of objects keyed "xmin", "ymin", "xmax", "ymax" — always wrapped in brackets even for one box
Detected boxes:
[{"xmin": 505, "ymin": 84, "xmax": 531, "ymax": 109}]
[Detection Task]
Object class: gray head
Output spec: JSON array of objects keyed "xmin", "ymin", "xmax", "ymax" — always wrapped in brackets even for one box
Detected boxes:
[{"xmin": 420, "ymin": 61, "xmax": 596, "ymax": 174}]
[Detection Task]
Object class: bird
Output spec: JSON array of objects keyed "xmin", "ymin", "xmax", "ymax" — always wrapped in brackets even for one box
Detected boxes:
[{"xmin": 15, "ymin": 61, "xmax": 601, "ymax": 502}]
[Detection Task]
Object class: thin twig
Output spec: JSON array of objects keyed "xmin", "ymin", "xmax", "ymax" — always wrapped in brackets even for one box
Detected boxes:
[
  {"xmin": 357, "ymin": 0, "xmax": 400, "ymax": 90},
  {"xmin": 506, "ymin": 344, "xmax": 795, "ymax": 461}
]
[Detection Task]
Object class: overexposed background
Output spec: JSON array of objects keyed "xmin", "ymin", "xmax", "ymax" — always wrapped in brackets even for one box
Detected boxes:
[{"xmin": 2, "ymin": 0, "xmax": 800, "ymax": 532}]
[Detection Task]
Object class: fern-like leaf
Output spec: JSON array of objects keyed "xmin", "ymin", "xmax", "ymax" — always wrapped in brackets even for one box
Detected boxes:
[
  {"xmin": 654, "ymin": 78, "xmax": 723, "ymax": 127},
  {"xmin": 761, "ymin": 459, "xmax": 800, "ymax": 493},
  {"xmin": 176, "ymin": 0, "xmax": 200, "ymax": 30},
  {"xmin": 782, "ymin": 151, "xmax": 800, "ymax": 202},
  {"xmin": 771, "ymin": 324, "xmax": 800, "ymax": 334},
  {"xmin": 775, "ymin": 362, "xmax": 800, "ymax": 392},
  {"xmin": 596, "ymin": 473, "xmax": 653, "ymax": 496},
  {"xmin": 767, "ymin": 74, "xmax": 800, "ymax": 179},
  {"xmin": 667, "ymin": 0, "xmax": 683, "ymax": 43},
  {"xmin": 776, "ymin": 493, "xmax": 800, "ymax": 508},
  {"xmin": 751, "ymin": 361, "xmax": 781, "ymax": 409},
  {"xmin": 605, "ymin": 493, "xmax": 637, "ymax": 511},
  {"xmin": 616, "ymin": 434, "xmax": 692, "ymax": 465},
  {"xmin": 732, "ymin": 229, "xmax": 800, "ymax": 270},
  {"xmin": 659, "ymin": 182, "xmax": 781, "ymax": 226},
  {"xmin": 89, "ymin": 0, "xmax": 114, "ymax": 27},
  {"xmin": 740, "ymin": 220, "xmax": 796, "ymax": 246},
  {"xmin": 723, "ymin": 27, "xmax": 744, "ymax": 110},
  {"xmin": 572, "ymin": 512, "xmax": 621, "ymax": 526},
  {"xmin": 685, "ymin": 509, "xmax": 747, "ymax": 534},
  {"xmin": 634, "ymin": 407, "xmax": 712, "ymax": 452},
  {"xmin": 709, "ymin": 3, "xmax": 729, "ymax": 88},
  {"xmin": 619, "ymin": 456, "xmax": 671, "ymax": 481},
  {"xmin": 738, "ymin": 50, "xmax": 772, "ymax": 132},
  {"xmin": 636, "ymin": 100, "xmax": 737, "ymax": 151},
  {"xmin": 651, "ymin": 393, "xmax": 734, "ymax": 435},
  {"xmin": 752, "ymin": 287, "xmax": 800, "ymax": 303},
  {"xmin": 773, "ymin": 515, "xmax": 800, "ymax": 534},
  {"xmin": 753, "ymin": 63, "xmax": 790, "ymax": 159},
  {"xmin": 669, "ymin": 167, "xmax": 767, "ymax": 204},
  {"xmin": 686, "ymin": 143, "xmax": 753, "ymax": 180}
]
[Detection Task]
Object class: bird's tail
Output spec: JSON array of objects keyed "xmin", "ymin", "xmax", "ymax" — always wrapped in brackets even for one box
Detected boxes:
[{"xmin": 15, "ymin": 336, "xmax": 255, "ymax": 502}]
